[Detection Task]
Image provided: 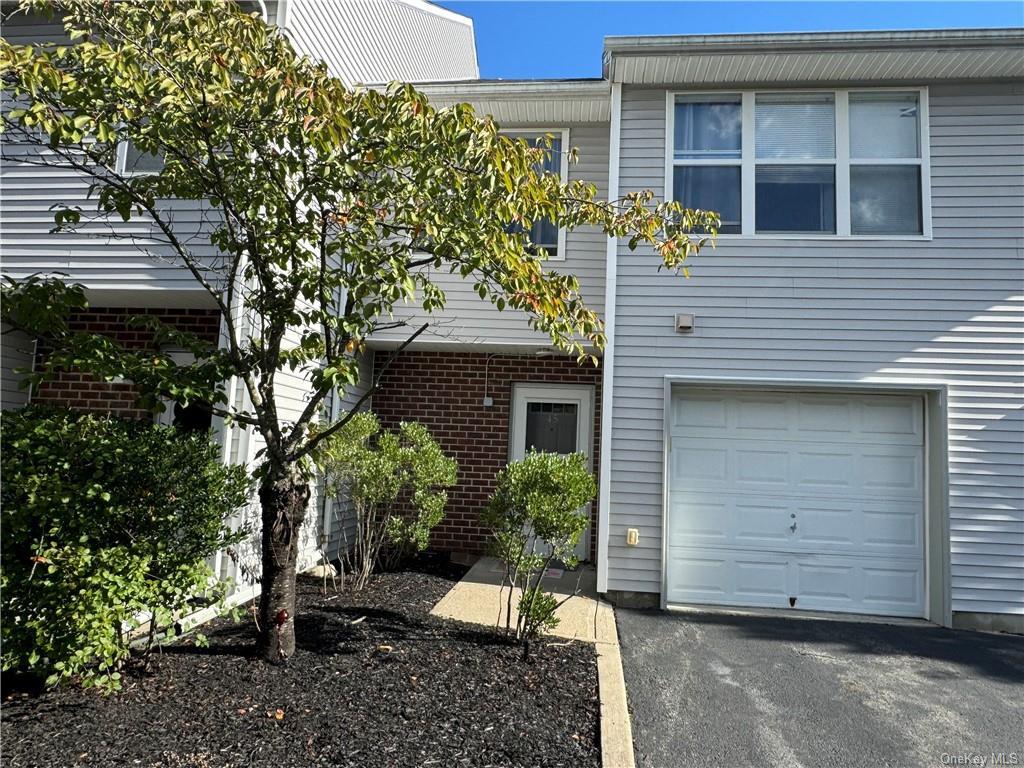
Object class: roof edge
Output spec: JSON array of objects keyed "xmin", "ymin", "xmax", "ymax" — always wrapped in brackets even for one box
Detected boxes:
[{"xmin": 604, "ymin": 27, "xmax": 1024, "ymax": 56}]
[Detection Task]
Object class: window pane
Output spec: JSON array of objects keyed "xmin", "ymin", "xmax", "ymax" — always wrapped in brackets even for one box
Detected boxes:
[
  {"xmin": 850, "ymin": 92, "xmax": 920, "ymax": 159},
  {"xmin": 507, "ymin": 133, "xmax": 562, "ymax": 256},
  {"xmin": 851, "ymin": 165, "xmax": 921, "ymax": 235},
  {"xmin": 755, "ymin": 93, "xmax": 835, "ymax": 159},
  {"xmin": 123, "ymin": 141, "xmax": 163, "ymax": 173},
  {"xmin": 673, "ymin": 166, "xmax": 741, "ymax": 234},
  {"xmin": 674, "ymin": 94, "xmax": 742, "ymax": 160},
  {"xmin": 525, "ymin": 402, "xmax": 578, "ymax": 455},
  {"xmin": 755, "ymin": 165, "xmax": 836, "ymax": 233}
]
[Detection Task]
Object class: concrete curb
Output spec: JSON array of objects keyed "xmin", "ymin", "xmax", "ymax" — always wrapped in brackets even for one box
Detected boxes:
[{"xmin": 596, "ymin": 612, "xmax": 636, "ymax": 768}]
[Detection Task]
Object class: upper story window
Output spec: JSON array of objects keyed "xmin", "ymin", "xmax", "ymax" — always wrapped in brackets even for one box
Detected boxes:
[
  {"xmin": 117, "ymin": 140, "xmax": 164, "ymax": 175},
  {"xmin": 668, "ymin": 89, "xmax": 929, "ymax": 238},
  {"xmin": 672, "ymin": 94, "xmax": 742, "ymax": 234},
  {"xmin": 849, "ymin": 92, "xmax": 923, "ymax": 235},
  {"xmin": 505, "ymin": 130, "xmax": 568, "ymax": 260},
  {"xmin": 755, "ymin": 93, "xmax": 836, "ymax": 234}
]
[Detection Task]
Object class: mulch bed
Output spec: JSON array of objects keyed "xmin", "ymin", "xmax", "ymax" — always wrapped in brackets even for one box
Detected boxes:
[{"xmin": 0, "ymin": 556, "xmax": 600, "ymax": 768}]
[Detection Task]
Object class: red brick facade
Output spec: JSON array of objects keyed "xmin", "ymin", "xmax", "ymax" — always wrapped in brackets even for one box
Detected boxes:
[
  {"xmin": 32, "ymin": 307, "xmax": 221, "ymax": 419},
  {"xmin": 371, "ymin": 350, "xmax": 602, "ymax": 558}
]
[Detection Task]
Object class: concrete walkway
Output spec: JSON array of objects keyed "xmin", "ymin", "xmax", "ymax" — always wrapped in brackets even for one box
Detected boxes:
[
  {"xmin": 432, "ymin": 556, "xmax": 617, "ymax": 643},
  {"xmin": 432, "ymin": 556, "xmax": 635, "ymax": 768}
]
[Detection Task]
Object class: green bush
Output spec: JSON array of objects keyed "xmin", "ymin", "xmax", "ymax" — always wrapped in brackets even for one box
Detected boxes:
[
  {"xmin": 317, "ymin": 412, "xmax": 457, "ymax": 589},
  {"xmin": 482, "ymin": 451, "xmax": 596, "ymax": 653},
  {"xmin": 1, "ymin": 406, "xmax": 250, "ymax": 690}
]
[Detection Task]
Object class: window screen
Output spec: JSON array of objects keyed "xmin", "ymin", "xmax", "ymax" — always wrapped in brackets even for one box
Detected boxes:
[
  {"xmin": 851, "ymin": 165, "xmax": 921, "ymax": 235},
  {"xmin": 850, "ymin": 92, "xmax": 920, "ymax": 159}
]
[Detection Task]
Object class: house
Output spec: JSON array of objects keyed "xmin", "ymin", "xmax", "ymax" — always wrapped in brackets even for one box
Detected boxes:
[
  {"xmin": 365, "ymin": 29, "xmax": 1024, "ymax": 634},
  {"xmin": 3, "ymin": 8, "xmax": 1021, "ymax": 635},
  {"xmin": 0, "ymin": 0, "xmax": 478, "ymax": 598}
]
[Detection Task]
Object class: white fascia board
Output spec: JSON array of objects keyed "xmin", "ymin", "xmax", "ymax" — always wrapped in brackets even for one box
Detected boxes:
[{"xmin": 596, "ymin": 82, "xmax": 621, "ymax": 595}]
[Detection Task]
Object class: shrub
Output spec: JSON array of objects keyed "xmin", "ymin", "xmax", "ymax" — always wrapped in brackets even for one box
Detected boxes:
[
  {"xmin": 317, "ymin": 412, "xmax": 457, "ymax": 589},
  {"xmin": 482, "ymin": 451, "xmax": 596, "ymax": 655},
  {"xmin": 1, "ymin": 406, "xmax": 250, "ymax": 691}
]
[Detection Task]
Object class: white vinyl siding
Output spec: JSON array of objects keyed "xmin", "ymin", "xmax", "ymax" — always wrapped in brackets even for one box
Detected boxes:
[
  {"xmin": 368, "ymin": 123, "xmax": 610, "ymax": 348},
  {"xmin": 283, "ymin": 0, "xmax": 478, "ymax": 85},
  {"xmin": 608, "ymin": 82, "xmax": 1024, "ymax": 618},
  {"xmin": 1, "ymin": 3, "xmax": 476, "ymax": 299}
]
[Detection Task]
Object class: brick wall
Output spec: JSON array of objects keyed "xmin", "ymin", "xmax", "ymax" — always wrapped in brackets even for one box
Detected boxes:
[
  {"xmin": 371, "ymin": 350, "xmax": 602, "ymax": 558},
  {"xmin": 32, "ymin": 307, "xmax": 221, "ymax": 419}
]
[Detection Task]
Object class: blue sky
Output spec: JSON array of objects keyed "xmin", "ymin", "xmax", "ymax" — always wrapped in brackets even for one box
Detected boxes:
[{"xmin": 438, "ymin": 1, "xmax": 1024, "ymax": 79}]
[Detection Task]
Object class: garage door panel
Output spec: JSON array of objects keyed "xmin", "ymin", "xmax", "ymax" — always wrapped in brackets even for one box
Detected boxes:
[
  {"xmin": 735, "ymin": 501, "xmax": 792, "ymax": 546},
  {"xmin": 671, "ymin": 493, "xmax": 922, "ymax": 557},
  {"xmin": 665, "ymin": 548, "xmax": 788, "ymax": 606},
  {"xmin": 672, "ymin": 444, "xmax": 727, "ymax": 483},
  {"xmin": 667, "ymin": 389, "xmax": 926, "ymax": 619},
  {"xmin": 667, "ymin": 548, "xmax": 925, "ymax": 617},
  {"xmin": 672, "ymin": 392, "xmax": 924, "ymax": 446},
  {"xmin": 668, "ymin": 494, "xmax": 731, "ymax": 542},
  {"xmin": 671, "ymin": 436, "xmax": 922, "ymax": 500}
]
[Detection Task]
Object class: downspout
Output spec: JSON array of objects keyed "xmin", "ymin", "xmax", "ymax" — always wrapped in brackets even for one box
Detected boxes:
[{"xmin": 596, "ymin": 82, "xmax": 621, "ymax": 595}]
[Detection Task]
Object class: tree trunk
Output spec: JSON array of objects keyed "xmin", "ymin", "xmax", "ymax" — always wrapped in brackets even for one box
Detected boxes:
[{"xmin": 256, "ymin": 463, "xmax": 310, "ymax": 662}]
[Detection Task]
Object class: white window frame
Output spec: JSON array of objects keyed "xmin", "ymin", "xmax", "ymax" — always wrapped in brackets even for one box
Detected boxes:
[
  {"xmin": 500, "ymin": 127, "xmax": 570, "ymax": 261},
  {"xmin": 664, "ymin": 87, "xmax": 932, "ymax": 240}
]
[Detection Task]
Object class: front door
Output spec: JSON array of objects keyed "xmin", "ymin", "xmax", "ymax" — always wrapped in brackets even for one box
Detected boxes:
[{"xmin": 509, "ymin": 383, "xmax": 594, "ymax": 561}]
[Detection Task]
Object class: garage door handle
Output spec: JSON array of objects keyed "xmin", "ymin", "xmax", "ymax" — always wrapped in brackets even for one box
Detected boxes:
[{"xmin": 789, "ymin": 523, "xmax": 797, "ymax": 533}]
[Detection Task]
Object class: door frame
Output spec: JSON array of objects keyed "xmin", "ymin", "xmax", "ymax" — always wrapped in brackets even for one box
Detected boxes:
[
  {"xmin": 660, "ymin": 375, "xmax": 951, "ymax": 626},
  {"xmin": 509, "ymin": 382, "xmax": 595, "ymax": 560}
]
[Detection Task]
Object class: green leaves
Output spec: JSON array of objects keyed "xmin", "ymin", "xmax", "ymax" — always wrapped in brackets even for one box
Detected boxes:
[
  {"xmin": 0, "ymin": 406, "xmax": 251, "ymax": 691},
  {"xmin": 315, "ymin": 412, "xmax": 457, "ymax": 587},
  {"xmin": 483, "ymin": 451, "xmax": 597, "ymax": 645}
]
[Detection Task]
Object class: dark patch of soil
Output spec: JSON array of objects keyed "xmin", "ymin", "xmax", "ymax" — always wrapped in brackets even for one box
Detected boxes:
[{"xmin": 0, "ymin": 556, "xmax": 600, "ymax": 768}]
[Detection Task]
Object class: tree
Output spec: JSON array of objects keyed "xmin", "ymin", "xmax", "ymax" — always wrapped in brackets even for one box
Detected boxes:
[{"xmin": 0, "ymin": 0, "xmax": 719, "ymax": 662}]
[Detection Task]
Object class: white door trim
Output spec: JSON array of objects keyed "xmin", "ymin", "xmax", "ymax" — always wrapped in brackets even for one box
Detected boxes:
[
  {"xmin": 510, "ymin": 382, "xmax": 595, "ymax": 560},
  {"xmin": 660, "ymin": 375, "xmax": 951, "ymax": 626}
]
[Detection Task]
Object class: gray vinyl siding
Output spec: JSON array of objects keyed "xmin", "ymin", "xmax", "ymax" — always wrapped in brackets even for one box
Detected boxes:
[
  {"xmin": 608, "ymin": 82, "xmax": 1024, "ymax": 617},
  {"xmin": 369, "ymin": 123, "xmax": 610, "ymax": 348},
  {"xmin": 1, "ymin": 327, "xmax": 34, "ymax": 410},
  {"xmin": 283, "ymin": 0, "xmax": 477, "ymax": 85},
  {"xmin": 0, "ymin": 11, "xmax": 227, "ymax": 297}
]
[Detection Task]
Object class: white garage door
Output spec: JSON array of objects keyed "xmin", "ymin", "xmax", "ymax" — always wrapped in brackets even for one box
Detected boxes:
[{"xmin": 666, "ymin": 389, "xmax": 925, "ymax": 618}]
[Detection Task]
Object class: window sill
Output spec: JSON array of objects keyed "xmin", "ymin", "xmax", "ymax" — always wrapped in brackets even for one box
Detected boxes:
[{"xmin": 709, "ymin": 233, "xmax": 932, "ymax": 243}]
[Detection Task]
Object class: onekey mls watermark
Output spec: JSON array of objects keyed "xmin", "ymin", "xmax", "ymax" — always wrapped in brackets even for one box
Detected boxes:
[{"xmin": 940, "ymin": 754, "xmax": 1020, "ymax": 767}]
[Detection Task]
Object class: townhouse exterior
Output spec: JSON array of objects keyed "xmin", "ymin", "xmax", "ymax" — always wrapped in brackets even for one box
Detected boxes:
[
  {"xmin": 2, "ymin": 10, "xmax": 1021, "ymax": 634},
  {"xmin": 0, "ymin": 0, "xmax": 479, "ymax": 597},
  {"xmin": 369, "ymin": 30, "xmax": 1024, "ymax": 633}
]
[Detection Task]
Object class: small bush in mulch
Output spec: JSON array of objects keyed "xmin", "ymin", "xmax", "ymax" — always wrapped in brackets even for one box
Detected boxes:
[{"xmin": 0, "ymin": 556, "xmax": 600, "ymax": 768}]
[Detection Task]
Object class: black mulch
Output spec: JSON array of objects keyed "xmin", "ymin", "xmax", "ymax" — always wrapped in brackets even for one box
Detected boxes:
[{"xmin": 0, "ymin": 556, "xmax": 600, "ymax": 768}]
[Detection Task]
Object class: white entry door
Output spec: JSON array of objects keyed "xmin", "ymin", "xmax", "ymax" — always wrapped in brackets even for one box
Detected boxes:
[
  {"xmin": 510, "ymin": 383, "xmax": 594, "ymax": 561},
  {"xmin": 666, "ymin": 389, "xmax": 926, "ymax": 618}
]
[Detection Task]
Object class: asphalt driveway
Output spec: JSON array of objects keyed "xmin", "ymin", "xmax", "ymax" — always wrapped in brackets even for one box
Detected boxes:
[{"xmin": 618, "ymin": 609, "xmax": 1024, "ymax": 768}]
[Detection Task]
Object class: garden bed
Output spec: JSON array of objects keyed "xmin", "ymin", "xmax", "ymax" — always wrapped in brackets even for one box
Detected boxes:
[{"xmin": 0, "ymin": 556, "xmax": 601, "ymax": 768}]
